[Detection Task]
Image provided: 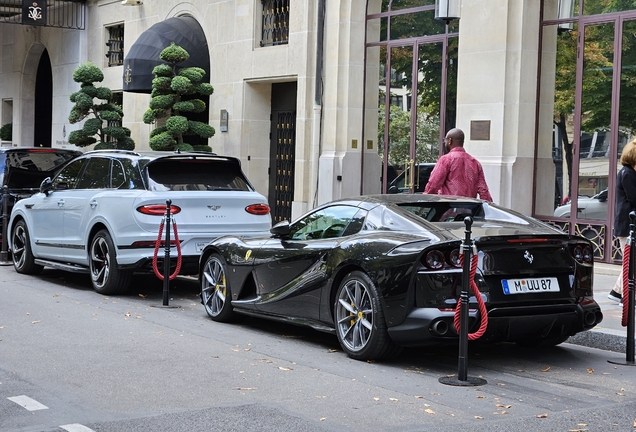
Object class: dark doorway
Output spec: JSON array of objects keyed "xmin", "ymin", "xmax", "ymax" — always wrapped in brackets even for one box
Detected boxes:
[
  {"xmin": 268, "ymin": 82, "xmax": 297, "ymax": 223},
  {"xmin": 34, "ymin": 50, "xmax": 52, "ymax": 147}
]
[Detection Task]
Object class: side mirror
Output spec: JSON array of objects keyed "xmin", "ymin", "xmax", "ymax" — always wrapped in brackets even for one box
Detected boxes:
[
  {"xmin": 270, "ymin": 220, "xmax": 291, "ymax": 238},
  {"xmin": 40, "ymin": 177, "xmax": 53, "ymax": 196},
  {"xmin": 388, "ymin": 185, "xmax": 399, "ymax": 194}
]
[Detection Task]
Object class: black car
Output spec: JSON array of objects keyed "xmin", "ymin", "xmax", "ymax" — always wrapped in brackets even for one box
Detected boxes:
[
  {"xmin": 0, "ymin": 147, "xmax": 81, "ymax": 242},
  {"xmin": 199, "ymin": 194, "xmax": 602, "ymax": 361}
]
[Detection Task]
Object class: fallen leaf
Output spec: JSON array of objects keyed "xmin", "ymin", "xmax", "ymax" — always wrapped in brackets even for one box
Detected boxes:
[
  {"xmin": 244, "ymin": 348, "xmax": 251, "ymax": 351},
  {"xmin": 31, "ymin": 320, "xmax": 41, "ymax": 324},
  {"xmin": 0, "ymin": 326, "xmax": 4, "ymax": 329},
  {"xmin": 496, "ymin": 404, "xmax": 505, "ymax": 407},
  {"xmin": 236, "ymin": 387, "xmax": 257, "ymax": 390},
  {"xmin": 497, "ymin": 383, "xmax": 506, "ymax": 386},
  {"xmin": 506, "ymin": 405, "xmax": 512, "ymax": 409},
  {"xmin": 373, "ymin": 397, "xmax": 379, "ymax": 401},
  {"xmin": 211, "ymin": 355, "xmax": 219, "ymax": 358},
  {"xmin": 327, "ymin": 349, "xmax": 338, "ymax": 353},
  {"xmin": 125, "ymin": 312, "xmax": 131, "ymax": 317},
  {"xmin": 500, "ymin": 410, "xmax": 509, "ymax": 415},
  {"xmin": 414, "ymin": 395, "xmax": 424, "ymax": 399},
  {"xmin": 367, "ymin": 359, "xmax": 375, "ymax": 363},
  {"xmin": 536, "ymin": 413, "xmax": 548, "ymax": 418},
  {"xmin": 541, "ymin": 366, "xmax": 551, "ymax": 372},
  {"xmin": 424, "ymin": 408, "xmax": 435, "ymax": 414},
  {"xmin": 474, "ymin": 416, "xmax": 484, "ymax": 419},
  {"xmin": 477, "ymin": 395, "xmax": 487, "ymax": 399},
  {"xmin": 53, "ymin": 294, "xmax": 59, "ymax": 297},
  {"xmin": 616, "ymin": 392, "xmax": 625, "ymax": 396},
  {"xmin": 587, "ymin": 368, "xmax": 594, "ymax": 374},
  {"xmin": 633, "ymin": 419, "xmax": 636, "ymax": 427},
  {"xmin": 320, "ymin": 418, "xmax": 326, "ymax": 421},
  {"xmin": 278, "ymin": 366, "xmax": 292, "ymax": 371},
  {"xmin": 517, "ymin": 369, "xmax": 526, "ymax": 372},
  {"xmin": 390, "ymin": 398, "xmax": 399, "ymax": 402},
  {"xmin": 138, "ymin": 294, "xmax": 146, "ymax": 299},
  {"xmin": 577, "ymin": 424, "xmax": 588, "ymax": 427}
]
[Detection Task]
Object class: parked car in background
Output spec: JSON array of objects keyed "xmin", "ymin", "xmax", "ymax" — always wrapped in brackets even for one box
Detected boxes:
[
  {"xmin": 387, "ymin": 163, "xmax": 435, "ymax": 194},
  {"xmin": 553, "ymin": 189, "xmax": 608, "ymax": 220},
  {"xmin": 0, "ymin": 147, "xmax": 81, "ymax": 242},
  {"xmin": 8, "ymin": 150, "xmax": 272, "ymax": 295},
  {"xmin": 199, "ymin": 194, "xmax": 601, "ymax": 361}
]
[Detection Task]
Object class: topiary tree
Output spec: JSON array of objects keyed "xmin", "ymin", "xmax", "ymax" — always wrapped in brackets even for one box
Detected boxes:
[
  {"xmin": 0, "ymin": 123, "xmax": 11, "ymax": 141},
  {"xmin": 68, "ymin": 63, "xmax": 134, "ymax": 150},
  {"xmin": 143, "ymin": 42, "xmax": 215, "ymax": 152}
]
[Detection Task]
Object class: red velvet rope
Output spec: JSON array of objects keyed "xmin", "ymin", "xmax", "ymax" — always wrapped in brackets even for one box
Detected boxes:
[
  {"xmin": 453, "ymin": 253, "xmax": 489, "ymax": 340},
  {"xmin": 622, "ymin": 242, "xmax": 631, "ymax": 327},
  {"xmin": 152, "ymin": 218, "xmax": 182, "ymax": 281}
]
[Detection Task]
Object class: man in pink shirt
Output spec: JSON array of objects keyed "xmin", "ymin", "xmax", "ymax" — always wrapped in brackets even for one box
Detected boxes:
[{"xmin": 424, "ymin": 128, "xmax": 493, "ymax": 202}]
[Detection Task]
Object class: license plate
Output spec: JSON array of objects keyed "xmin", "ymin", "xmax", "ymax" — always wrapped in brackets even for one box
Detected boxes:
[
  {"xmin": 196, "ymin": 242, "xmax": 207, "ymax": 253},
  {"xmin": 501, "ymin": 277, "xmax": 559, "ymax": 295}
]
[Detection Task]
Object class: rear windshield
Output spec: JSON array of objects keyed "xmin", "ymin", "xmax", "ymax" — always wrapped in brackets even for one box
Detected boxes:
[
  {"xmin": 146, "ymin": 158, "xmax": 253, "ymax": 192},
  {"xmin": 2, "ymin": 150, "xmax": 78, "ymax": 189},
  {"xmin": 398, "ymin": 202, "xmax": 529, "ymax": 225}
]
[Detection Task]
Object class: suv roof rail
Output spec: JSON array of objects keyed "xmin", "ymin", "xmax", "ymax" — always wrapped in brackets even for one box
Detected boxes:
[{"xmin": 83, "ymin": 149, "xmax": 142, "ymax": 157}]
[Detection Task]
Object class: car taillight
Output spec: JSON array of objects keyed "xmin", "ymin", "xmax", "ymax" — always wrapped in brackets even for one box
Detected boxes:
[
  {"xmin": 245, "ymin": 204, "xmax": 270, "ymax": 215},
  {"xmin": 571, "ymin": 243, "xmax": 594, "ymax": 264},
  {"xmin": 447, "ymin": 248, "xmax": 462, "ymax": 268},
  {"xmin": 136, "ymin": 204, "xmax": 182, "ymax": 216},
  {"xmin": 425, "ymin": 250, "xmax": 445, "ymax": 269}
]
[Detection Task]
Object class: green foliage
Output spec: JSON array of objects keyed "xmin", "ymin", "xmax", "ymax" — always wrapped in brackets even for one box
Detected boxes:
[
  {"xmin": 72, "ymin": 63, "xmax": 104, "ymax": 83},
  {"xmin": 166, "ymin": 116, "xmax": 189, "ymax": 135},
  {"xmin": 171, "ymin": 76, "xmax": 194, "ymax": 94},
  {"xmin": 160, "ymin": 42, "xmax": 189, "ymax": 63},
  {"xmin": 152, "ymin": 64, "xmax": 174, "ymax": 77},
  {"xmin": 0, "ymin": 123, "xmax": 12, "ymax": 141},
  {"xmin": 144, "ymin": 43, "xmax": 213, "ymax": 152},
  {"xmin": 67, "ymin": 62, "xmax": 134, "ymax": 150},
  {"xmin": 192, "ymin": 144, "xmax": 213, "ymax": 152},
  {"xmin": 149, "ymin": 131, "xmax": 177, "ymax": 151},
  {"xmin": 187, "ymin": 120, "xmax": 215, "ymax": 138}
]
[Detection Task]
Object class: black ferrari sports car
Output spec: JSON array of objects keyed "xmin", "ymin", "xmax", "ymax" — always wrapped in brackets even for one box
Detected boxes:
[{"xmin": 199, "ymin": 194, "xmax": 602, "ymax": 361}]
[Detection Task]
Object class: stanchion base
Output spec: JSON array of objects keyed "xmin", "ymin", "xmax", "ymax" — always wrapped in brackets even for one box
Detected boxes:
[
  {"xmin": 439, "ymin": 375, "xmax": 487, "ymax": 386},
  {"xmin": 0, "ymin": 260, "xmax": 13, "ymax": 266},
  {"xmin": 608, "ymin": 360, "xmax": 636, "ymax": 366}
]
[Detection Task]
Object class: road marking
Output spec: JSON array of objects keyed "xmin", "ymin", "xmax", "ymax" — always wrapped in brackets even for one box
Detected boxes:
[
  {"xmin": 7, "ymin": 395, "xmax": 48, "ymax": 411},
  {"xmin": 60, "ymin": 424, "xmax": 96, "ymax": 432}
]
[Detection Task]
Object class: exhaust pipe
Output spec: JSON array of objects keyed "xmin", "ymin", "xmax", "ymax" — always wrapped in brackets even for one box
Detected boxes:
[
  {"xmin": 584, "ymin": 311, "xmax": 597, "ymax": 327},
  {"xmin": 430, "ymin": 320, "xmax": 449, "ymax": 336}
]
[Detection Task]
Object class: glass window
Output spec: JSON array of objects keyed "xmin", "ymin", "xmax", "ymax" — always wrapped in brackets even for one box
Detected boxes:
[
  {"xmin": 146, "ymin": 159, "xmax": 252, "ymax": 192},
  {"xmin": 289, "ymin": 206, "xmax": 362, "ymax": 240},
  {"xmin": 260, "ymin": 0, "xmax": 290, "ymax": 47},
  {"xmin": 54, "ymin": 159, "xmax": 86, "ymax": 190},
  {"xmin": 105, "ymin": 24, "xmax": 124, "ymax": 67},
  {"xmin": 390, "ymin": 10, "xmax": 444, "ymax": 39},
  {"xmin": 76, "ymin": 157, "xmax": 111, "ymax": 189}
]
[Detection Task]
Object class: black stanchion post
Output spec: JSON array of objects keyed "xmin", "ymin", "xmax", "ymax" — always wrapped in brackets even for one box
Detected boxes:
[
  {"xmin": 439, "ymin": 216, "xmax": 487, "ymax": 386},
  {"xmin": 0, "ymin": 185, "xmax": 10, "ymax": 265},
  {"xmin": 609, "ymin": 211, "xmax": 636, "ymax": 366},
  {"xmin": 162, "ymin": 199, "xmax": 171, "ymax": 306}
]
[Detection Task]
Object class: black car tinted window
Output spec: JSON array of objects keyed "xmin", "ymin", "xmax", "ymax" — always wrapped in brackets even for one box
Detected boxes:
[
  {"xmin": 146, "ymin": 159, "xmax": 252, "ymax": 192},
  {"xmin": 76, "ymin": 157, "xmax": 111, "ymax": 189},
  {"xmin": 54, "ymin": 159, "xmax": 86, "ymax": 190},
  {"xmin": 290, "ymin": 205, "xmax": 361, "ymax": 240},
  {"xmin": 3, "ymin": 150, "xmax": 79, "ymax": 189}
]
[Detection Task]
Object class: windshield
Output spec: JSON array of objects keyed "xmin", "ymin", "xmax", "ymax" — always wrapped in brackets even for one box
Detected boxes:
[
  {"xmin": 146, "ymin": 158, "xmax": 253, "ymax": 192},
  {"xmin": 398, "ymin": 202, "xmax": 529, "ymax": 225}
]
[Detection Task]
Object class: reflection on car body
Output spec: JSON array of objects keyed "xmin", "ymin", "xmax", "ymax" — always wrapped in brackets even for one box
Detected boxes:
[
  {"xmin": 8, "ymin": 150, "xmax": 272, "ymax": 295},
  {"xmin": 199, "ymin": 194, "xmax": 602, "ymax": 361}
]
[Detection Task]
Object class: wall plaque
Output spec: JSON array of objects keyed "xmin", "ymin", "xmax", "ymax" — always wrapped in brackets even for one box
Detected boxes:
[{"xmin": 470, "ymin": 120, "xmax": 490, "ymax": 141}]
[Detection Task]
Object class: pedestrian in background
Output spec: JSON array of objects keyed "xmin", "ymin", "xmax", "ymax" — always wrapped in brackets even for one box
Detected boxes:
[
  {"xmin": 424, "ymin": 128, "xmax": 493, "ymax": 202},
  {"xmin": 610, "ymin": 139, "xmax": 636, "ymax": 305}
]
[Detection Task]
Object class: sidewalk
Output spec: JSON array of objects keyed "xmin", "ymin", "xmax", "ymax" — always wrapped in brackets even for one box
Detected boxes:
[{"xmin": 567, "ymin": 262, "xmax": 633, "ymax": 353}]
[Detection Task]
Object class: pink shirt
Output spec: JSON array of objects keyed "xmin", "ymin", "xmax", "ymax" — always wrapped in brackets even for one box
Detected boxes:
[{"xmin": 424, "ymin": 147, "xmax": 492, "ymax": 201}]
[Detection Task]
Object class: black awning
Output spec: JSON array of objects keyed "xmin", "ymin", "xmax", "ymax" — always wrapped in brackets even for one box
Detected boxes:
[{"xmin": 123, "ymin": 16, "xmax": 209, "ymax": 93}]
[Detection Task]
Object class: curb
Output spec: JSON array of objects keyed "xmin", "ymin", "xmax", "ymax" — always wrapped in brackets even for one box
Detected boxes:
[{"xmin": 567, "ymin": 329, "xmax": 628, "ymax": 354}]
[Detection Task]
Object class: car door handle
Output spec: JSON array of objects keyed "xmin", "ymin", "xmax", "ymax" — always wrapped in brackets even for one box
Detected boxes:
[
  {"xmin": 90, "ymin": 200, "xmax": 98, "ymax": 209},
  {"xmin": 57, "ymin": 199, "xmax": 65, "ymax": 207}
]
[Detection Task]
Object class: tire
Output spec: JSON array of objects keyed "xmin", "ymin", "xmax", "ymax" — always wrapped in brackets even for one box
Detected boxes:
[
  {"xmin": 11, "ymin": 220, "xmax": 43, "ymax": 275},
  {"xmin": 334, "ymin": 271, "xmax": 402, "ymax": 361},
  {"xmin": 201, "ymin": 254, "xmax": 235, "ymax": 322},
  {"xmin": 89, "ymin": 229, "xmax": 131, "ymax": 295}
]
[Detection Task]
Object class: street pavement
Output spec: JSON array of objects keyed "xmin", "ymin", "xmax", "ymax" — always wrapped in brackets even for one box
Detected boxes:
[{"xmin": 567, "ymin": 263, "xmax": 635, "ymax": 354}]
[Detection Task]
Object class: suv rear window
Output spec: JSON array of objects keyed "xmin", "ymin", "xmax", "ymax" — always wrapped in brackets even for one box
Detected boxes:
[
  {"xmin": 2, "ymin": 150, "xmax": 79, "ymax": 189},
  {"xmin": 146, "ymin": 159, "xmax": 253, "ymax": 192}
]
